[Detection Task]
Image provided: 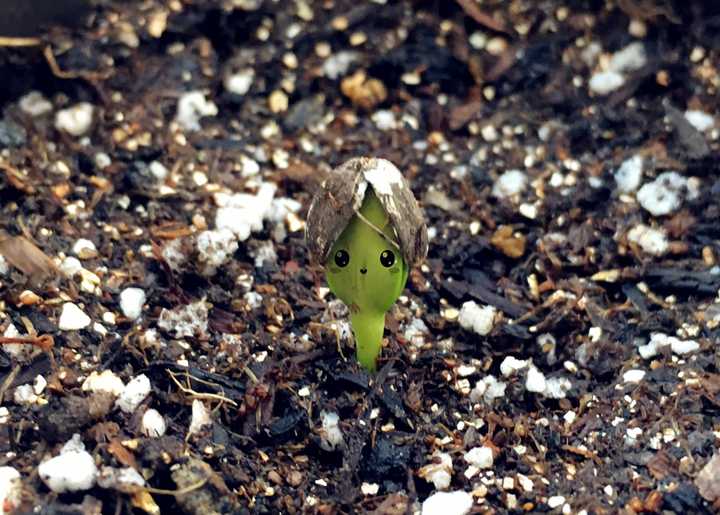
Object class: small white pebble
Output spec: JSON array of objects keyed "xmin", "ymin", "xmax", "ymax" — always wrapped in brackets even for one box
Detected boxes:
[
  {"xmin": 175, "ymin": 91, "xmax": 218, "ymax": 132},
  {"xmin": 196, "ymin": 229, "xmax": 239, "ymax": 276},
  {"xmin": 614, "ymin": 155, "xmax": 643, "ymax": 193},
  {"xmin": 458, "ymin": 301, "xmax": 496, "ymax": 336},
  {"xmin": 629, "ymin": 19, "xmax": 647, "ymax": 38},
  {"xmin": 684, "ymin": 110, "xmax": 714, "ymax": 132},
  {"xmin": 142, "ymin": 409, "xmax": 167, "ymax": 437},
  {"xmin": 97, "ymin": 466, "xmax": 146, "ymax": 492},
  {"xmin": 322, "ymin": 51, "xmax": 359, "ymax": 80},
  {"xmin": 149, "ymin": 161, "xmax": 168, "ymax": 181},
  {"xmin": 548, "ymin": 496, "xmax": 566, "ymax": 509},
  {"xmin": 224, "ymin": 69, "xmax": 254, "ymax": 96},
  {"xmin": 33, "ymin": 375, "xmax": 47, "ymax": 395},
  {"xmin": 637, "ymin": 172, "xmax": 693, "ymax": 217},
  {"xmin": 563, "ymin": 411, "xmax": 576, "ymax": 425},
  {"xmin": 55, "ymin": 102, "xmax": 94, "ymax": 136},
  {"xmin": 581, "ymin": 42, "xmax": 602, "ymax": 66},
  {"xmin": 319, "ymin": 411, "xmax": 344, "ymax": 451},
  {"xmin": 243, "ymin": 291, "xmax": 263, "ymax": 309},
  {"xmin": 464, "ymin": 446, "xmax": 494, "ymax": 469},
  {"xmin": 82, "ymin": 370, "xmax": 125, "ymax": 397},
  {"xmin": 639, "ymin": 332, "xmax": 699, "ymax": 358},
  {"xmin": 158, "ymin": 299, "xmax": 209, "ymax": 339},
  {"xmin": 72, "ymin": 238, "xmax": 98, "ymax": 259},
  {"xmin": 115, "ymin": 374, "xmax": 151, "ymax": 414},
  {"xmin": 500, "ymin": 356, "xmax": 529, "ymax": 377},
  {"xmin": 525, "ymin": 366, "xmax": 547, "ymax": 393},
  {"xmin": 609, "ymin": 42, "xmax": 647, "ymax": 73},
  {"xmin": 214, "ymin": 183, "xmax": 277, "ymax": 241},
  {"xmin": 519, "ymin": 202, "xmax": 538, "ymax": 219},
  {"xmin": 58, "ymin": 303, "xmax": 91, "ymax": 331},
  {"xmin": 94, "ymin": 152, "xmax": 112, "ymax": 170},
  {"xmin": 19, "ymin": 91, "xmax": 53, "ymax": 117},
  {"xmin": 564, "ymin": 360, "xmax": 578, "ymax": 373},
  {"xmin": 239, "ymin": 155, "xmax": 260, "ymax": 177},
  {"xmin": 588, "ymin": 176, "xmax": 603, "ymax": 189},
  {"xmin": 544, "ymin": 377, "xmax": 572, "ymax": 399},
  {"xmin": 456, "ymin": 365, "xmax": 476, "ymax": 377},
  {"xmin": 404, "ymin": 318, "xmax": 429, "ymax": 347},
  {"xmin": 492, "ymin": 170, "xmax": 527, "ymax": 200},
  {"xmin": 38, "ymin": 434, "xmax": 98, "ymax": 493},
  {"xmin": 361, "ymin": 482, "xmax": 379, "ymax": 495},
  {"xmin": 622, "ymin": 369, "xmax": 646, "ymax": 383},
  {"xmin": 119, "ymin": 288, "xmax": 146, "ymax": 321},
  {"xmin": 13, "ymin": 385, "xmax": 37, "ymax": 405},
  {"xmin": 188, "ymin": 399, "xmax": 212, "ymax": 435},
  {"xmin": 419, "ymin": 452, "xmax": 453, "ymax": 490},
  {"xmin": 671, "ymin": 338, "xmax": 700, "ymax": 355},
  {"xmin": 59, "ymin": 256, "xmax": 83, "ymax": 277},
  {"xmin": 0, "ymin": 255, "xmax": 7, "ymax": 276},
  {"xmin": 517, "ymin": 473, "xmax": 533, "ymax": 493},
  {"xmin": 422, "ymin": 491, "xmax": 473, "ymax": 515},
  {"xmin": 481, "ymin": 125, "xmax": 498, "ymax": 142},
  {"xmin": 627, "ymin": 224, "xmax": 669, "ymax": 256},
  {"xmin": 589, "ymin": 71, "xmax": 625, "ymax": 95},
  {"xmin": 626, "ymin": 427, "xmax": 643, "ymax": 439},
  {"xmin": 1, "ymin": 325, "xmax": 36, "ymax": 360},
  {"xmin": 0, "ymin": 466, "xmax": 21, "ymax": 514},
  {"xmin": 470, "ymin": 375, "xmax": 507, "ymax": 403},
  {"xmin": 549, "ymin": 171, "xmax": 564, "ymax": 188},
  {"xmin": 252, "ymin": 242, "xmax": 278, "ymax": 269},
  {"xmin": 372, "ymin": 110, "xmax": 397, "ymax": 131}
]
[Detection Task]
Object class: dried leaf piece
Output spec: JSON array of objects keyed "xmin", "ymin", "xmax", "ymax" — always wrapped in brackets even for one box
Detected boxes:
[
  {"xmin": 131, "ymin": 490, "xmax": 160, "ymax": 515},
  {"xmin": 340, "ymin": 71, "xmax": 387, "ymax": 110},
  {"xmin": 490, "ymin": 225, "xmax": 526, "ymax": 258},
  {"xmin": 107, "ymin": 439, "xmax": 138, "ymax": 470},
  {"xmin": 0, "ymin": 230, "xmax": 56, "ymax": 283},
  {"xmin": 306, "ymin": 157, "xmax": 428, "ymax": 268},
  {"xmin": 0, "ymin": 161, "xmax": 34, "ymax": 193}
]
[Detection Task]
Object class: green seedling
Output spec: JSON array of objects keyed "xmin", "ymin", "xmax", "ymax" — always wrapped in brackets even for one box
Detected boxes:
[
  {"xmin": 306, "ymin": 157, "xmax": 428, "ymax": 372},
  {"xmin": 325, "ymin": 189, "xmax": 408, "ymax": 371}
]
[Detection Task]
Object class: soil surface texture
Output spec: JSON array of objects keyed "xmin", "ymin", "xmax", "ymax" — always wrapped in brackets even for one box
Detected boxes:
[{"xmin": 0, "ymin": 1, "xmax": 719, "ymax": 514}]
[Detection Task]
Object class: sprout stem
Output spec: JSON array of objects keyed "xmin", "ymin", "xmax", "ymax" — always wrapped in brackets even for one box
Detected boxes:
[{"xmin": 350, "ymin": 310, "xmax": 385, "ymax": 372}]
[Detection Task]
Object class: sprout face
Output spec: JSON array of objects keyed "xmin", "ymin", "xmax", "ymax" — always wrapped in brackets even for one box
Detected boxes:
[
  {"xmin": 306, "ymin": 157, "xmax": 426, "ymax": 371},
  {"xmin": 326, "ymin": 189, "xmax": 408, "ymax": 316}
]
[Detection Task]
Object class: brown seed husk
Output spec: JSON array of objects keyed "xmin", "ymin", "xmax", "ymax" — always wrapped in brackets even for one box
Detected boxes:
[{"xmin": 305, "ymin": 157, "xmax": 428, "ymax": 268}]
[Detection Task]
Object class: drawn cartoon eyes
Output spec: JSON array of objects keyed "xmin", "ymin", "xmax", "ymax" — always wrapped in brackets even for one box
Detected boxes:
[
  {"xmin": 379, "ymin": 250, "xmax": 395, "ymax": 268},
  {"xmin": 334, "ymin": 249, "xmax": 350, "ymax": 267}
]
